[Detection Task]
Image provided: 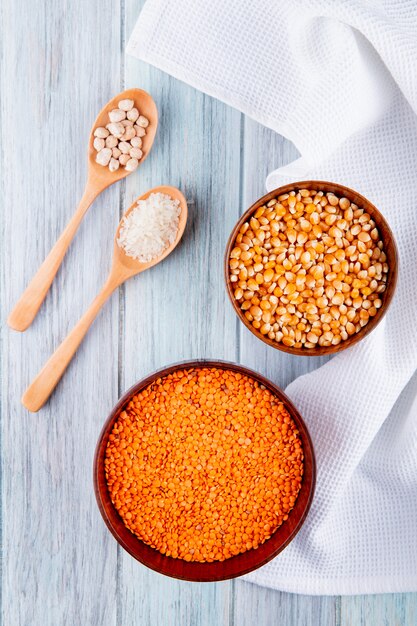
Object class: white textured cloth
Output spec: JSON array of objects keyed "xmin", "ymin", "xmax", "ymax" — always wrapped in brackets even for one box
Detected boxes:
[{"xmin": 128, "ymin": 0, "xmax": 417, "ymax": 595}]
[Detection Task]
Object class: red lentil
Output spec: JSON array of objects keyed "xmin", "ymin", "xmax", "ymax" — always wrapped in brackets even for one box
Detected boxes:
[{"xmin": 105, "ymin": 367, "xmax": 304, "ymax": 562}]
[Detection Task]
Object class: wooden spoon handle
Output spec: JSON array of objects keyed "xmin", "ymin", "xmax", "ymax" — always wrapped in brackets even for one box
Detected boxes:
[
  {"xmin": 21, "ymin": 275, "xmax": 119, "ymax": 412},
  {"xmin": 7, "ymin": 183, "xmax": 99, "ymax": 331}
]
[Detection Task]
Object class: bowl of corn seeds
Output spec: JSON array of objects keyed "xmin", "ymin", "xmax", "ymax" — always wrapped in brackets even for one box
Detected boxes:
[
  {"xmin": 94, "ymin": 361, "xmax": 315, "ymax": 581},
  {"xmin": 225, "ymin": 181, "xmax": 398, "ymax": 355}
]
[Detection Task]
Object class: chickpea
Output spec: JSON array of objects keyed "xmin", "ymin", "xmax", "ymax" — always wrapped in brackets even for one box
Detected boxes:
[{"xmin": 93, "ymin": 98, "xmax": 149, "ymax": 172}]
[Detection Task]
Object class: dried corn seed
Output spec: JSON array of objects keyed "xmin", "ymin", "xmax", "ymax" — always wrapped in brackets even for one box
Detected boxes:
[
  {"xmin": 229, "ymin": 188, "xmax": 388, "ymax": 349},
  {"xmin": 339, "ymin": 197, "xmax": 350, "ymax": 210},
  {"xmin": 358, "ymin": 231, "xmax": 371, "ymax": 242},
  {"xmin": 264, "ymin": 268, "xmax": 274, "ymax": 283}
]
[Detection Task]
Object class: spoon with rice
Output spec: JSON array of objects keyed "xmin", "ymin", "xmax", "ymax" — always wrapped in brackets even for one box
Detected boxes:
[{"xmin": 22, "ymin": 186, "xmax": 187, "ymax": 412}]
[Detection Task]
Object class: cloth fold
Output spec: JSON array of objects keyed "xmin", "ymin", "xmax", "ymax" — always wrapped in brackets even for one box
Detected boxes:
[{"xmin": 128, "ymin": 0, "xmax": 417, "ymax": 595}]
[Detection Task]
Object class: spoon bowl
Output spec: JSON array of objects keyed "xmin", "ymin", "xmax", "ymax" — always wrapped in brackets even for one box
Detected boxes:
[
  {"xmin": 22, "ymin": 186, "xmax": 187, "ymax": 412},
  {"xmin": 113, "ymin": 185, "xmax": 188, "ymax": 278},
  {"xmin": 87, "ymin": 88, "xmax": 158, "ymax": 187},
  {"xmin": 8, "ymin": 88, "xmax": 158, "ymax": 332}
]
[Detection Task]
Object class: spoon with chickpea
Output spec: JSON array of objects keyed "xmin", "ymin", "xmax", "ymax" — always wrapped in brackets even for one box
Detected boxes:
[{"xmin": 7, "ymin": 88, "xmax": 158, "ymax": 332}]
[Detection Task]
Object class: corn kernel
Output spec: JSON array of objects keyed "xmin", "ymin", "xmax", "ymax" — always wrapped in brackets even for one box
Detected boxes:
[{"xmin": 229, "ymin": 188, "xmax": 388, "ymax": 350}]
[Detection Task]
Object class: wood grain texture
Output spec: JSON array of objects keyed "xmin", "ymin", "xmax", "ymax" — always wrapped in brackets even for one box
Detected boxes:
[
  {"xmin": 340, "ymin": 593, "xmax": 417, "ymax": 626},
  {"xmin": 1, "ymin": 0, "xmax": 121, "ymax": 624},
  {"xmin": 1, "ymin": 0, "xmax": 416, "ymax": 624},
  {"xmin": 234, "ymin": 581, "xmax": 338, "ymax": 626}
]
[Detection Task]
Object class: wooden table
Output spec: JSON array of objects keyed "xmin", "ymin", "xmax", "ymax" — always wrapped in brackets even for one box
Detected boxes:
[{"xmin": 2, "ymin": 1, "xmax": 416, "ymax": 624}]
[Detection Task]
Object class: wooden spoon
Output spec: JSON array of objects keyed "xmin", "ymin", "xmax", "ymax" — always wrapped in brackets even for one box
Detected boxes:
[
  {"xmin": 21, "ymin": 186, "xmax": 187, "ymax": 413},
  {"xmin": 8, "ymin": 88, "xmax": 158, "ymax": 332}
]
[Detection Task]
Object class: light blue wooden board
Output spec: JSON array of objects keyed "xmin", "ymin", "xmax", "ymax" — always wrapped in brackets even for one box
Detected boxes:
[
  {"xmin": 1, "ymin": 1, "xmax": 121, "ymax": 624},
  {"xmin": 1, "ymin": 0, "xmax": 416, "ymax": 624},
  {"xmin": 340, "ymin": 594, "xmax": 417, "ymax": 626}
]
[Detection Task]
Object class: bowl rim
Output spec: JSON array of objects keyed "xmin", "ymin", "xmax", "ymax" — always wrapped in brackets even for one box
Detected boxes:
[
  {"xmin": 93, "ymin": 359, "xmax": 316, "ymax": 582},
  {"xmin": 224, "ymin": 180, "xmax": 398, "ymax": 356}
]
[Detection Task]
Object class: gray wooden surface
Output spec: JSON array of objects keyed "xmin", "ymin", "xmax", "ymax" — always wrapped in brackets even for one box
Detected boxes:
[{"xmin": 1, "ymin": 1, "xmax": 416, "ymax": 624}]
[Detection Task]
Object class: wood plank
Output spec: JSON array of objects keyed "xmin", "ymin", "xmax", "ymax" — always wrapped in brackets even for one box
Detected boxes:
[
  {"xmin": 1, "ymin": 1, "xmax": 121, "ymax": 624},
  {"xmin": 234, "ymin": 118, "xmax": 338, "ymax": 624},
  {"xmin": 116, "ymin": 3, "xmax": 241, "ymax": 623},
  {"xmin": 233, "ymin": 581, "xmax": 337, "ymax": 626},
  {"xmin": 340, "ymin": 593, "xmax": 417, "ymax": 626}
]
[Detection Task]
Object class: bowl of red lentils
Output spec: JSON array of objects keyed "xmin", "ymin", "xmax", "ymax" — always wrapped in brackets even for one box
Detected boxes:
[
  {"xmin": 94, "ymin": 361, "xmax": 315, "ymax": 581},
  {"xmin": 225, "ymin": 181, "xmax": 398, "ymax": 355}
]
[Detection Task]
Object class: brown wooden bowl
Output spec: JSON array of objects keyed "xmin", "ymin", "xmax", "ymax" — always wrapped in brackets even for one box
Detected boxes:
[
  {"xmin": 225, "ymin": 181, "xmax": 398, "ymax": 356},
  {"xmin": 94, "ymin": 360, "xmax": 316, "ymax": 582}
]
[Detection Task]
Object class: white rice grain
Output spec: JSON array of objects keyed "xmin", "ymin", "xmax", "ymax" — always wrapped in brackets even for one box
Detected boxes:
[{"xmin": 117, "ymin": 192, "xmax": 181, "ymax": 262}]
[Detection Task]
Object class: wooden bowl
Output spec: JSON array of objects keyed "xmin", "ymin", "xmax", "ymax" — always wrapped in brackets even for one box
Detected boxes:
[
  {"xmin": 225, "ymin": 181, "xmax": 398, "ymax": 356},
  {"xmin": 94, "ymin": 360, "xmax": 316, "ymax": 582}
]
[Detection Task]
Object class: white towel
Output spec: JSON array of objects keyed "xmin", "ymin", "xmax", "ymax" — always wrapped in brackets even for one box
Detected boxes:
[{"xmin": 127, "ymin": 0, "xmax": 417, "ymax": 595}]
